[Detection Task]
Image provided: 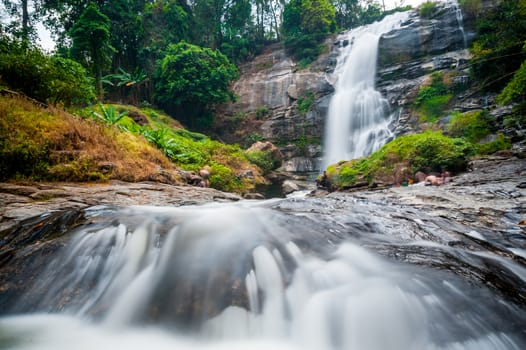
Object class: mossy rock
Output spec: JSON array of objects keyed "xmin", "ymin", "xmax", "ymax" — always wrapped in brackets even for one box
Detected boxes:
[{"xmin": 323, "ymin": 131, "xmax": 474, "ymax": 190}]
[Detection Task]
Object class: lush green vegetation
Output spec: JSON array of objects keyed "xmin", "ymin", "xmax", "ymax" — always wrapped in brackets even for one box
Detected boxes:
[
  {"xmin": 297, "ymin": 92, "xmax": 315, "ymax": 115},
  {"xmin": 324, "ymin": 131, "xmax": 475, "ymax": 189},
  {"xmin": 414, "ymin": 72, "xmax": 452, "ymax": 122},
  {"xmin": 448, "ymin": 110, "xmax": 494, "ymax": 142},
  {"xmin": 154, "ymin": 41, "xmax": 238, "ymax": 130},
  {"xmin": 282, "ymin": 0, "xmax": 336, "ymax": 64},
  {"xmin": 469, "ymin": 0, "xmax": 526, "ymax": 93},
  {"xmin": 0, "ymin": 39, "xmax": 95, "ymax": 106}
]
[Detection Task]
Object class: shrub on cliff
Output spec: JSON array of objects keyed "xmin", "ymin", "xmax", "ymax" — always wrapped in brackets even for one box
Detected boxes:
[
  {"xmin": 448, "ymin": 111, "xmax": 511, "ymax": 155},
  {"xmin": 419, "ymin": 1, "xmax": 439, "ymax": 19},
  {"xmin": 448, "ymin": 111, "xmax": 494, "ymax": 142},
  {"xmin": 415, "ymin": 72, "xmax": 452, "ymax": 122}
]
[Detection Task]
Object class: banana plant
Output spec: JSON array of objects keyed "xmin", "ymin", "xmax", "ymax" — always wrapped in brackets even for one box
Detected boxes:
[
  {"xmin": 103, "ymin": 68, "xmax": 148, "ymax": 105},
  {"xmin": 91, "ymin": 104, "xmax": 128, "ymax": 125}
]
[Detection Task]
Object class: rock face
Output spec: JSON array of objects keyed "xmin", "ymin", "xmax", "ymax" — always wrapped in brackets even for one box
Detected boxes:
[
  {"xmin": 378, "ymin": 5, "xmax": 466, "ymax": 67},
  {"xmin": 376, "ymin": 2, "xmax": 472, "ymax": 136},
  {"xmin": 219, "ymin": 43, "xmax": 336, "ymax": 172}
]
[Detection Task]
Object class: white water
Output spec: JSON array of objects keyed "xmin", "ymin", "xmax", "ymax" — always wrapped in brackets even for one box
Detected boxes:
[
  {"xmin": 323, "ymin": 12, "xmax": 409, "ymax": 168},
  {"xmin": 450, "ymin": 0, "xmax": 468, "ymax": 48},
  {"xmin": 1, "ymin": 204, "xmax": 525, "ymax": 350}
]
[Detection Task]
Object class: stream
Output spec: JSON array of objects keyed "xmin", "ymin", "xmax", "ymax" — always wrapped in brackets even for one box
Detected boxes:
[{"xmin": 1, "ymin": 189, "xmax": 525, "ymax": 349}]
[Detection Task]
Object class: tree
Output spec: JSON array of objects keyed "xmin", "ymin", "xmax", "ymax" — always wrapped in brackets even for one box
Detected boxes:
[
  {"xmin": 1, "ymin": 0, "xmax": 38, "ymax": 44},
  {"xmin": 154, "ymin": 42, "xmax": 238, "ymax": 129},
  {"xmin": 282, "ymin": 0, "xmax": 336, "ymax": 63},
  {"xmin": 0, "ymin": 37, "xmax": 95, "ymax": 105},
  {"xmin": 470, "ymin": 0, "xmax": 526, "ymax": 92},
  {"xmin": 69, "ymin": 2, "xmax": 114, "ymax": 99}
]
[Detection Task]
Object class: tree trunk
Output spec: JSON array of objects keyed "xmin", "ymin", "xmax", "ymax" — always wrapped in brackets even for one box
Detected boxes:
[{"xmin": 21, "ymin": 0, "xmax": 30, "ymax": 44}]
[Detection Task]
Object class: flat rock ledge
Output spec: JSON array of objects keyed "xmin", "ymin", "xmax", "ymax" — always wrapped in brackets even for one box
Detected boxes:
[
  {"xmin": 0, "ymin": 181, "xmax": 241, "ymax": 232},
  {"xmin": 340, "ymin": 155, "xmax": 526, "ymax": 234}
]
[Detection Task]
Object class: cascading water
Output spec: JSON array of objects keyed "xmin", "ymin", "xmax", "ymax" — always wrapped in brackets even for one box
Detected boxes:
[
  {"xmin": 1, "ymin": 199, "xmax": 526, "ymax": 350},
  {"xmin": 450, "ymin": 0, "xmax": 468, "ymax": 48},
  {"xmin": 323, "ymin": 12, "xmax": 410, "ymax": 168}
]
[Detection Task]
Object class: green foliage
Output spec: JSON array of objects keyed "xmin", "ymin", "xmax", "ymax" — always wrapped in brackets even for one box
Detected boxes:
[
  {"xmin": 69, "ymin": 3, "xmax": 115, "ymax": 99},
  {"xmin": 255, "ymin": 106, "xmax": 269, "ymax": 119},
  {"xmin": 504, "ymin": 101, "xmax": 526, "ymax": 129},
  {"xmin": 325, "ymin": 131, "xmax": 475, "ymax": 189},
  {"xmin": 0, "ymin": 138, "xmax": 50, "ymax": 181},
  {"xmin": 408, "ymin": 133, "xmax": 474, "ymax": 173},
  {"xmin": 415, "ymin": 72, "xmax": 452, "ymax": 122},
  {"xmin": 475, "ymin": 133, "xmax": 511, "ymax": 155},
  {"xmin": 419, "ymin": 1, "xmax": 439, "ymax": 19},
  {"xmin": 91, "ymin": 104, "xmax": 128, "ymax": 125},
  {"xmin": 497, "ymin": 59, "xmax": 526, "ymax": 105},
  {"xmin": 245, "ymin": 150, "xmax": 277, "ymax": 175},
  {"xmin": 448, "ymin": 111, "xmax": 494, "ymax": 142},
  {"xmin": 283, "ymin": 0, "xmax": 336, "ymax": 62},
  {"xmin": 154, "ymin": 41, "xmax": 238, "ymax": 129},
  {"xmin": 0, "ymin": 38, "xmax": 95, "ymax": 106},
  {"xmin": 418, "ymin": 95, "xmax": 452, "ymax": 122},
  {"xmin": 470, "ymin": 0, "xmax": 526, "ymax": 92},
  {"xmin": 209, "ymin": 162, "xmax": 241, "ymax": 192},
  {"xmin": 297, "ymin": 92, "xmax": 315, "ymax": 115},
  {"xmin": 244, "ymin": 133, "xmax": 264, "ymax": 145}
]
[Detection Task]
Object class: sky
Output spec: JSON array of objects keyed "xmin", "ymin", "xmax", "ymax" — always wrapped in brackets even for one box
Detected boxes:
[{"xmin": 34, "ymin": 0, "xmax": 429, "ymax": 51}]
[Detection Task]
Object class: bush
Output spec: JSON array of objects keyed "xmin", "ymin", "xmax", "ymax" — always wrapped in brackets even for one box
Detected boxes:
[
  {"xmin": 415, "ymin": 72, "xmax": 452, "ymax": 122},
  {"xmin": 245, "ymin": 150, "xmax": 279, "ymax": 175},
  {"xmin": 255, "ymin": 106, "xmax": 269, "ymax": 119},
  {"xmin": 476, "ymin": 133, "xmax": 511, "ymax": 155},
  {"xmin": 497, "ymin": 59, "xmax": 526, "ymax": 105},
  {"xmin": 0, "ymin": 39, "xmax": 95, "ymax": 106},
  {"xmin": 324, "ymin": 131, "xmax": 475, "ymax": 189},
  {"xmin": 448, "ymin": 110, "xmax": 494, "ymax": 142},
  {"xmin": 297, "ymin": 92, "xmax": 315, "ymax": 115},
  {"xmin": 209, "ymin": 162, "xmax": 241, "ymax": 192}
]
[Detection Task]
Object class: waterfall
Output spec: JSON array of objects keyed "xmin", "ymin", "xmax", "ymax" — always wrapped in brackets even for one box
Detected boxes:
[
  {"xmin": 323, "ymin": 12, "xmax": 410, "ymax": 169},
  {"xmin": 450, "ymin": 0, "xmax": 468, "ymax": 48}
]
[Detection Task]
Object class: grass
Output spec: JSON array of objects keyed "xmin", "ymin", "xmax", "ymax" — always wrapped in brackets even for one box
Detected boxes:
[
  {"xmin": 79, "ymin": 103, "xmax": 270, "ymax": 193},
  {"xmin": 0, "ymin": 95, "xmax": 181, "ymax": 183}
]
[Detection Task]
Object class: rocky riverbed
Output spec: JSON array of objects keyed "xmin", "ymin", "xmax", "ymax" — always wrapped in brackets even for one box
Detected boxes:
[
  {"xmin": 1, "ymin": 154, "xmax": 524, "ymax": 233},
  {"xmin": 0, "ymin": 181, "xmax": 241, "ymax": 232}
]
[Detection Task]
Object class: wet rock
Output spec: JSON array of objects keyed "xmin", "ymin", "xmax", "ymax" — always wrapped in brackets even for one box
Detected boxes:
[
  {"xmin": 243, "ymin": 192, "xmax": 265, "ymax": 199},
  {"xmin": 282, "ymin": 180, "xmax": 300, "ymax": 194},
  {"xmin": 378, "ymin": 4, "xmax": 466, "ymax": 67},
  {"xmin": 282, "ymin": 157, "xmax": 316, "ymax": 172}
]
